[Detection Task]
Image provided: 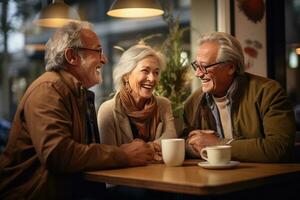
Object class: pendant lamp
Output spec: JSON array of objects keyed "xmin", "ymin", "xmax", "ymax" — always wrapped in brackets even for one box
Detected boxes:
[
  {"xmin": 107, "ymin": 0, "xmax": 164, "ymax": 18},
  {"xmin": 34, "ymin": 0, "xmax": 80, "ymax": 28}
]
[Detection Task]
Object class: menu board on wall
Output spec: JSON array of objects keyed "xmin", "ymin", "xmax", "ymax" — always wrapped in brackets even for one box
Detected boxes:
[{"xmin": 232, "ymin": 0, "xmax": 267, "ymax": 77}]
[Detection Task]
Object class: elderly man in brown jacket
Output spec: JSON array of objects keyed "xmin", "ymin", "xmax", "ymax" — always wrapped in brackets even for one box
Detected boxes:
[
  {"xmin": 0, "ymin": 22, "xmax": 154, "ymax": 199},
  {"xmin": 184, "ymin": 32, "xmax": 296, "ymax": 163}
]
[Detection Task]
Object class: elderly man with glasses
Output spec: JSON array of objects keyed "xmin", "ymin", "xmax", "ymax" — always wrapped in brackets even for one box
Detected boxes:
[
  {"xmin": 183, "ymin": 32, "xmax": 296, "ymax": 163},
  {"xmin": 0, "ymin": 22, "xmax": 154, "ymax": 199}
]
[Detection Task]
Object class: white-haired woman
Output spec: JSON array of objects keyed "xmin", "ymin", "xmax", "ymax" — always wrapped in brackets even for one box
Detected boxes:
[{"xmin": 97, "ymin": 44, "xmax": 177, "ymax": 162}]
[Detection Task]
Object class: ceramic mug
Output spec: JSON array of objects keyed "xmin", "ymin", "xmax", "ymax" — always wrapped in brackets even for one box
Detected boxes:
[
  {"xmin": 200, "ymin": 145, "xmax": 231, "ymax": 165},
  {"xmin": 161, "ymin": 138, "xmax": 185, "ymax": 167}
]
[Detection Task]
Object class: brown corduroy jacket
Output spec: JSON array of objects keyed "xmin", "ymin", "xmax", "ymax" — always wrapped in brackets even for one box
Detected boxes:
[{"xmin": 0, "ymin": 70, "xmax": 128, "ymax": 199}]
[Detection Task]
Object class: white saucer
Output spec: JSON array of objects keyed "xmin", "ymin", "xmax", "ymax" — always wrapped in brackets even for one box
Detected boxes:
[{"xmin": 197, "ymin": 161, "xmax": 240, "ymax": 169}]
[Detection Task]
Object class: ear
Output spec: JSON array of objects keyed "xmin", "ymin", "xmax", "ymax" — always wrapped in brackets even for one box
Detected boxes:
[
  {"xmin": 123, "ymin": 74, "xmax": 129, "ymax": 82},
  {"xmin": 122, "ymin": 74, "xmax": 130, "ymax": 85},
  {"xmin": 64, "ymin": 48, "xmax": 80, "ymax": 65},
  {"xmin": 227, "ymin": 62, "xmax": 237, "ymax": 75}
]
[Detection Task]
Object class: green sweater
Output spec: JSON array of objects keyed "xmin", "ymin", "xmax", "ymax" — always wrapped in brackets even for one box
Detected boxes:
[{"xmin": 183, "ymin": 73, "xmax": 296, "ymax": 162}]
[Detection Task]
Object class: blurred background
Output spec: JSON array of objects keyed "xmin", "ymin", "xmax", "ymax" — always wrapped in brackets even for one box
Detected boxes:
[{"xmin": 1, "ymin": 0, "xmax": 300, "ymax": 151}]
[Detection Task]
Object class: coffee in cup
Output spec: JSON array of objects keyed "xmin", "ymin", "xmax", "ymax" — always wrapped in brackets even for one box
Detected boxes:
[
  {"xmin": 161, "ymin": 138, "xmax": 185, "ymax": 167},
  {"xmin": 200, "ymin": 145, "xmax": 231, "ymax": 165}
]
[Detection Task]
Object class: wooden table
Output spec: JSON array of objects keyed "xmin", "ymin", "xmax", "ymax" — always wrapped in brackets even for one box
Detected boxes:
[{"xmin": 84, "ymin": 160, "xmax": 300, "ymax": 196}]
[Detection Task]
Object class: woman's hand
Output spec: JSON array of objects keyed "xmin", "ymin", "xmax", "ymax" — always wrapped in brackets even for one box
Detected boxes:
[{"xmin": 148, "ymin": 141, "xmax": 163, "ymax": 163}]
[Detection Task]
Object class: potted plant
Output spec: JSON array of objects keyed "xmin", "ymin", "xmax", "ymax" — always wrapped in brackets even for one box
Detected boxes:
[{"xmin": 140, "ymin": 2, "xmax": 192, "ymax": 133}]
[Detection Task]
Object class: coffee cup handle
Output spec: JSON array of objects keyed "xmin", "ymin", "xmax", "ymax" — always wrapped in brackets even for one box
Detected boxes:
[{"xmin": 200, "ymin": 148, "xmax": 208, "ymax": 161}]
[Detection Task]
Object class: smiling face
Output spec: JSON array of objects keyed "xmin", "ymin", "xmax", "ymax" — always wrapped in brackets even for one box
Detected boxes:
[
  {"xmin": 76, "ymin": 29, "xmax": 107, "ymax": 88},
  {"xmin": 195, "ymin": 41, "xmax": 235, "ymax": 97},
  {"xmin": 127, "ymin": 56, "xmax": 160, "ymax": 105}
]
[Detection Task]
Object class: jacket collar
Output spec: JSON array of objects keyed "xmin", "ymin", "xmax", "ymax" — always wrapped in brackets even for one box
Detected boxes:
[
  {"xmin": 205, "ymin": 73, "xmax": 248, "ymax": 107},
  {"xmin": 58, "ymin": 70, "xmax": 84, "ymax": 97}
]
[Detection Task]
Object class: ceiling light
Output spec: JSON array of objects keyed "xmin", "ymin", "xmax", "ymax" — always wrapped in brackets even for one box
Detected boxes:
[
  {"xmin": 34, "ymin": 0, "xmax": 80, "ymax": 28},
  {"xmin": 107, "ymin": 0, "xmax": 164, "ymax": 18}
]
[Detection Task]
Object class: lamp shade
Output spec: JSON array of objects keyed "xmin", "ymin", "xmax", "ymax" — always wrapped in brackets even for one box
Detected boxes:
[
  {"xmin": 34, "ymin": 0, "xmax": 80, "ymax": 28},
  {"xmin": 107, "ymin": 0, "xmax": 164, "ymax": 18}
]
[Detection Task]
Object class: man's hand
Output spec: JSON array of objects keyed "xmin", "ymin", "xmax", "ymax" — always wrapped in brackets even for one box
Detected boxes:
[
  {"xmin": 187, "ymin": 130, "xmax": 220, "ymax": 154},
  {"xmin": 120, "ymin": 139, "xmax": 154, "ymax": 167}
]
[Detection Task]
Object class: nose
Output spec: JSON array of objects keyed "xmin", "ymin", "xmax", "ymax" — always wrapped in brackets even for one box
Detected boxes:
[
  {"xmin": 147, "ymin": 73, "xmax": 156, "ymax": 82},
  {"xmin": 195, "ymin": 68, "xmax": 205, "ymax": 78},
  {"xmin": 100, "ymin": 53, "xmax": 108, "ymax": 64}
]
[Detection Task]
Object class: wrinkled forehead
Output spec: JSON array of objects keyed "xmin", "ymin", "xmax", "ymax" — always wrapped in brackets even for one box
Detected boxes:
[
  {"xmin": 196, "ymin": 41, "xmax": 220, "ymax": 62},
  {"xmin": 80, "ymin": 28, "xmax": 100, "ymax": 47}
]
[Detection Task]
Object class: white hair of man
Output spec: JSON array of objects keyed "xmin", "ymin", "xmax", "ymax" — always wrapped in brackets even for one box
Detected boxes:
[
  {"xmin": 198, "ymin": 32, "xmax": 245, "ymax": 75},
  {"xmin": 113, "ymin": 44, "xmax": 166, "ymax": 91},
  {"xmin": 45, "ymin": 21, "xmax": 93, "ymax": 71}
]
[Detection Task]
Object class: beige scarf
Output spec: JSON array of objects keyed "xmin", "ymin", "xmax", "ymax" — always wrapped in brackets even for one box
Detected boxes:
[{"xmin": 118, "ymin": 87, "xmax": 160, "ymax": 142}]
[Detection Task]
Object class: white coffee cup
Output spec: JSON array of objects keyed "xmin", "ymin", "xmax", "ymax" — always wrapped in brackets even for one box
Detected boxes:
[
  {"xmin": 200, "ymin": 145, "xmax": 231, "ymax": 165},
  {"xmin": 161, "ymin": 138, "xmax": 185, "ymax": 167}
]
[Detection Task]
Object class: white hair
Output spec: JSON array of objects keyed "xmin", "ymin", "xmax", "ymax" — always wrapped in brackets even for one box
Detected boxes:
[
  {"xmin": 113, "ymin": 44, "xmax": 166, "ymax": 91},
  {"xmin": 198, "ymin": 32, "xmax": 245, "ymax": 74},
  {"xmin": 45, "ymin": 21, "xmax": 93, "ymax": 71}
]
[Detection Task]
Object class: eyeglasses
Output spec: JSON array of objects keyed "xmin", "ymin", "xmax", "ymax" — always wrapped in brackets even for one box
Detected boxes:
[
  {"xmin": 76, "ymin": 47, "xmax": 103, "ymax": 56},
  {"xmin": 191, "ymin": 61, "xmax": 225, "ymax": 74}
]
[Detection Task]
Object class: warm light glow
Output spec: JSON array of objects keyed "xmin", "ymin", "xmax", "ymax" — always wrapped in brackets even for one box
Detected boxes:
[
  {"xmin": 296, "ymin": 48, "xmax": 300, "ymax": 55},
  {"xmin": 34, "ymin": 18, "xmax": 80, "ymax": 28},
  {"xmin": 25, "ymin": 44, "xmax": 46, "ymax": 52},
  {"xmin": 107, "ymin": 8, "xmax": 163, "ymax": 18},
  {"xmin": 107, "ymin": 0, "xmax": 164, "ymax": 18}
]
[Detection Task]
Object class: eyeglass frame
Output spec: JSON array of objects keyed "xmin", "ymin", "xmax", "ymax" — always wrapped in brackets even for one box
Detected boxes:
[
  {"xmin": 76, "ymin": 47, "xmax": 103, "ymax": 57},
  {"xmin": 191, "ymin": 61, "xmax": 225, "ymax": 74}
]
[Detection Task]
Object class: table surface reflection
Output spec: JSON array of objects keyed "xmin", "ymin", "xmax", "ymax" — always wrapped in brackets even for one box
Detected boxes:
[{"xmin": 84, "ymin": 160, "xmax": 300, "ymax": 195}]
